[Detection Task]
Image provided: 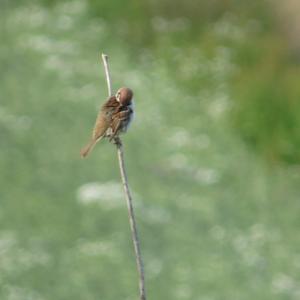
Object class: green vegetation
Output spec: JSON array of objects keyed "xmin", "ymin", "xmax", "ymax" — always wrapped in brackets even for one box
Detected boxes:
[{"xmin": 1, "ymin": 0, "xmax": 300, "ymax": 299}]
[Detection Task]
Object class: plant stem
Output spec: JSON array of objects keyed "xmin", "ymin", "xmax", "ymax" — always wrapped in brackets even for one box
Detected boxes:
[{"xmin": 101, "ymin": 53, "xmax": 147, "ymax": 300}]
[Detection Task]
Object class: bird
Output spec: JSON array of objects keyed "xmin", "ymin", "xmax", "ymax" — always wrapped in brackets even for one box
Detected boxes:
[{"xmin": 80, "ymin": 87, "xmax": 134, "ymax": 158}]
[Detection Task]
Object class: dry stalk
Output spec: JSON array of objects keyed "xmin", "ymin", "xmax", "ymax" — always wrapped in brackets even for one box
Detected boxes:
[{"xmin": 101, "ymin": 53, "xmax": 147, "ymax": 300}]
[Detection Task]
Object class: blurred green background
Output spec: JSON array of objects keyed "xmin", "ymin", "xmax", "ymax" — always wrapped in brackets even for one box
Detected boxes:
[{"xmin": 1, "ymin": 0, "xmax": 300, "ymax": 299}]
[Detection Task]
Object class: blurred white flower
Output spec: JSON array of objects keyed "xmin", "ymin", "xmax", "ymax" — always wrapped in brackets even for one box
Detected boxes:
[
  {"xmin": 0, "ymin": 231, "xmax": 17, "ymax": 255},
  {"xmin": 168, "ymin": 128, "xmax": 191, "ymax": 148},
  {"xmin": 77, "ymin": 181, "xmax": 124, "ymax": 209},
  {"xmin": 145, "ymin": 257, "xmax": 163, "ymax": 278},
  {"xmin": 57, "ymin": 0, "xmax": 87, "ymax": 16},
  {"xmin": 152, "ymin": 17, "xmax": 189, "ymax": 33},
  {"xmin": 174, "ymin": 284, "xmax": 192, "ymax": 299},
  {"xmin": 0, "ymin": 109, "xmax": 32, "ymax": 131},
  {"xmin": 272, "ymin": 273, "xmax": 296, "ymax": 294},
  {"xmin": 140, "ymin": 205, "xmax": 171, "ymax": 224},
  {"xmin": 168, "ymin": 153, "xmax": 188, "ymax": 170},
  {"xmin": 195, "ymin": 168, "xmax": 220, "ymax": 185},
  {"xmin": 2, "ymin": 285, "xmax": 45, "ymax": 300},
  {"xmin": 0, "ymin": 231, "xmax": 51, "ymax": 275},
  {"xmin": 77, "ymin": 240, "xmax": 118, "ymax": 258}
]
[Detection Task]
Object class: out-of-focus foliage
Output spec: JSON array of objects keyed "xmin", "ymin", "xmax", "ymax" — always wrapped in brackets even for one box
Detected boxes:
[
  {"xmin": 1, "ymin": 0, "xmax": 300, "ymax": 299},
  {"xmin": 86, "ymin": 0, "xmax": 300, "ymax": 164}
]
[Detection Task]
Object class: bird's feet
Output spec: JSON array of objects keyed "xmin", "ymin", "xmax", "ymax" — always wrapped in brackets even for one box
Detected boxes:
[{"xmin": 111, "ymin": 136, "xmax": 122, "ymax": 147}]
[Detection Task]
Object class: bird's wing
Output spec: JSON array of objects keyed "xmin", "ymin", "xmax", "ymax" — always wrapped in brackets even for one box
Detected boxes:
[
  {"xmin": 92, "ymin": 96, "xmax": 119, "ymax": 140},
  {"xmin": 110, "ymin": 108, "xmax": 132, "ymax": 137}
]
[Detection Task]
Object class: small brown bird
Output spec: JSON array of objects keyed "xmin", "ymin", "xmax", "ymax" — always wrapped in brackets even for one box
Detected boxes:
[{"xmin": 80, "ymin": 87, "xmax": 134, "ymax": 158}]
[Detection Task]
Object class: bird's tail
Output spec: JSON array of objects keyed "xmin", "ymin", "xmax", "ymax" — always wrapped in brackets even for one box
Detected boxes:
[{"xmin": 80, "ymin": 139, "xmax": 98, "ymax": 158}]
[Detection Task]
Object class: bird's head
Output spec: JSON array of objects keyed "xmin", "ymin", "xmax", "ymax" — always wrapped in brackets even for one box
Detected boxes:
[{"xmin": 116, "ymin": 87, "xmax": 133, "ymax": 106}]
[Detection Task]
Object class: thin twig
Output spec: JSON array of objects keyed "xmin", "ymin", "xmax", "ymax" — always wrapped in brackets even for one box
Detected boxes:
[
  {"xmin": 101, "ymin": 54, "xmax": 112, "ymax": 97},
  {"xmin": 116, "ymin": 142, "xmax": 147, "ymax": 300},
  {"xmin": 101, "ymin": 53, "xmax": 147, "ymax": 300}
]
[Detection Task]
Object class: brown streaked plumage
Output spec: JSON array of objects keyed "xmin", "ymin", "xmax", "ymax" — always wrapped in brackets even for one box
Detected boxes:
[{"xmin": 80, "ymin": 87, "xmax": 134, "ymax": 158}]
